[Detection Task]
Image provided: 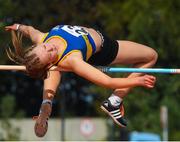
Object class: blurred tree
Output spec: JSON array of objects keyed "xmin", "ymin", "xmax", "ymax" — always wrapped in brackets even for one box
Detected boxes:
[
  {"xmin": 0, "ymin": 0, "xmax": 16, "ymax": 64},
  {"xmin": 0, "ymin": 95, "xmax": 25, "ymax": 140},
  {"xmin": 0, "ymin": 0, "xmax": 104, "ymax": 118},
  {"xmin": 0, "ymin": 0, "xmax": 180, "ymax": 140},
  {"xmin": 95, "ymin": 0, "xmax": 180, "ymax": 140}
]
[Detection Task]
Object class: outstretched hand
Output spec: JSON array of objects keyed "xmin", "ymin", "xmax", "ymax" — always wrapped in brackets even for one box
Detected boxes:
[
  {"xmin": 5, "ymin": 24, "xmax": 20, "ymax": 31},
  {"xmin": 139, "ymin": 74, "xmax": 156, "ymax": 88}
]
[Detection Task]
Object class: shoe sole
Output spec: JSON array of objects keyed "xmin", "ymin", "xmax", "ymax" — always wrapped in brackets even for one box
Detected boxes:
[
  {"xmin": 33, "ymin": 116, "xmax": 48, "ymax": 137},
  {"xmin": 34, "ymin": 120, "xmax": 48, "ymax": 137},
  {"xmin": 34, "ymin": 103, "xmax": 51, "ymax": 137},
  {"xmin": 100, "ymin": 105, "xmax": 126, "ymax": 128}
]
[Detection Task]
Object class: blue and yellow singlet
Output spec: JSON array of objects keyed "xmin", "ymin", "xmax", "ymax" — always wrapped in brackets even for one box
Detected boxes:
[{"xmin": 42, "ymin": 25, "xmax": 96, "ymax": 65}]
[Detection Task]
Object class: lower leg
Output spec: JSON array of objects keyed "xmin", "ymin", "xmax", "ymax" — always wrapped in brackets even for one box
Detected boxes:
[
  {"xmin": 109, "ymin": 40, "xmax": 158, "ymax": 103},
  {"xmin": 101, "ymin": 41, "xmax": 157, "ymax": 127}
]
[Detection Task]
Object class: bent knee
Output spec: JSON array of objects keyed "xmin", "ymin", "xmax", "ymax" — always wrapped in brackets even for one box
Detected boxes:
[
  {"xmin": 149, "ymin": 49, "xmax": 158, "ymax": 64},
  {"xmin": 145, "ymin": 48, "xmax": 158, "ymax": 65}
]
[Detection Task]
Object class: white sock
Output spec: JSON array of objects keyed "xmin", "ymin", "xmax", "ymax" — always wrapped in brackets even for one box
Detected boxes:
[{"xmin": 108, "ymin": 94, "xmax": 123, "ymax": 107}]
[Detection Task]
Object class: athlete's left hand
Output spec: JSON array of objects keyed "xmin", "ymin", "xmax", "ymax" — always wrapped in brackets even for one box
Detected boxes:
[
  {"xmin": 138, "ymin": 74, "xmax": 156, "ymax": 88},
  {"xmin": 5, "ymin": 24, "xmax": 20, "ymax": 31}
]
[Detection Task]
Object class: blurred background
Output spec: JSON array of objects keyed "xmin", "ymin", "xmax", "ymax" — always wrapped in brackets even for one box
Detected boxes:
[{"xmin": 0, "ymin": 0, "xmax": 180, "ymax": 141}]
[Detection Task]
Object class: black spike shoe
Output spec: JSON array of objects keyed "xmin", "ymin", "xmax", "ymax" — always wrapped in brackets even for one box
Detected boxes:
[{"xmin": 101, "ymin": 99, "xmax": 127, "ymax": 127}]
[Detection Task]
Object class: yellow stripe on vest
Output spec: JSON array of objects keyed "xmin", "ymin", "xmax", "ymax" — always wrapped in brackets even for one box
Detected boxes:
[
  {"xmin": 82, "ymin": 35, "xmax": 93, "ymax": 61},
  {"xmin": 41, "ymin": 33, "xmax": 49, "ymax": 43},
  {"xmin": 44, "ymin": 36, "xmax": 68, "ymax": 65},
  {"xmin": 57, "ymin": 50, "xmax": 81, "ymax": 65}
]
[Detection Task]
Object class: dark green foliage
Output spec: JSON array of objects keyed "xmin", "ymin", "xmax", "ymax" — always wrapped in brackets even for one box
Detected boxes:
[
  {"xmin": 0, "ymin": 0, "xmax": 180, "ymax": 140},
  {"xmin": 0, "ymin": 95, "xmax": 24, "ymax": 140}
]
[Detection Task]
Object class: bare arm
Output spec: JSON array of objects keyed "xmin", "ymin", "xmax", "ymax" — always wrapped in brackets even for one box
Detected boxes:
[
  {"xmin": 43, "ymin": 70, "xmax": 61, "ymax": 101},
  {"xmin": 33, "ymin": 70, "xmax": 61, "ymax": 135},
  {"xmin": 67, "ymin": 57, "xmax": 156, "ymax": 89},
  {"xmin": 5, "ymin": 24, "xmax": 45, "ymax": 44}
]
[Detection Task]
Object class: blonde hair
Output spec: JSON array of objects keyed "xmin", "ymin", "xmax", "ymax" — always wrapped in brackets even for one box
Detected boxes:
[{"xmin": 6, "ymin": 31, "xmax": 49, "ymax": 79}]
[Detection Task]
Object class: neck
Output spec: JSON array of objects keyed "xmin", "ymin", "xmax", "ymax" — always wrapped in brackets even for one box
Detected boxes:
[{"xmin": 46, "ymin": 38, "xmax": 65, "ymax": 55}]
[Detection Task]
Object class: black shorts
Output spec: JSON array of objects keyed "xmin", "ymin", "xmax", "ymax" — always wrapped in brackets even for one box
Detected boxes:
[{"xmin": 87, "ymin": 31, "xmax": 119, "ymax": 66}]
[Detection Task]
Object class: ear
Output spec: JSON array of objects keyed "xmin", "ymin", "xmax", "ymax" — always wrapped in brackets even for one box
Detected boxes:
[{"xmin": 46, "ymin": 63, "xmax": 54, "ymax": 70}]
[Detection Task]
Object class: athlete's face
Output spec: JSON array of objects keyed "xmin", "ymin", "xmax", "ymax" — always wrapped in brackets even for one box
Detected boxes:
[{"xmin": 33, "ymin": 43, "xmax": 58, "ymax": 67}]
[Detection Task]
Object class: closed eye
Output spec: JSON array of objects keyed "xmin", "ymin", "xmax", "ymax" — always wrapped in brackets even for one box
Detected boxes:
[
  {"xmin": 44, "ymin": 45, "xmax": 54, "ymax": 52},
  {"xmin": 43, "ymin": 45, "xmax": 52, "ymax": 60},
  {"xmin": 47, "ymin": 47, "xmax": 54, "ymax": 52},
  {"xmin": 49, "ymin": 52, "xmax": 52, "ymax": 59}
]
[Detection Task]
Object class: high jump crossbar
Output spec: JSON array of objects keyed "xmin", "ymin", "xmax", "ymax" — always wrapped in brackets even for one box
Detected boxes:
[{"xmin": 0, "ymin": 65, "xmax": 180, "ymax": 74}]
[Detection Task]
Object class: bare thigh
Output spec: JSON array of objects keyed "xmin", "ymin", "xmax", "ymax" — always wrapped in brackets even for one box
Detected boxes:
[
  {"xmin": 111, "ymin": 40, "xmax": 158, "ymax": 98},
  {"xmin": 111, "ymin": 40, "xmax": 157, "ymax": 66}
]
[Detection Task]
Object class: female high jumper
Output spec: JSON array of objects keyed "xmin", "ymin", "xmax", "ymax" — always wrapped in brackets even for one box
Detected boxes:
[{"xmin": 5, "ymin": 23, "xmax": 157, "ymax": 137}]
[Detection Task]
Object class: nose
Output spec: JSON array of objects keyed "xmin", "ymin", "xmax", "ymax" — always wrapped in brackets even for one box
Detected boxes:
[
  {"xmin": 47, "ymin": 48, "xmax": 53, "ymax": 52},
  {"xmin": 47, "ymin": 45, "xmax": 55, "ymax": 52}
]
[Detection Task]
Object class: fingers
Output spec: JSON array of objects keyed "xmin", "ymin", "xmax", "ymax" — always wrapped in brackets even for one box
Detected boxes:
[
  {"xmin": 4, "ymin": 24, "xmax": 17, "ymax": 31},
  {"xmin": 5, "ymin": 25, "xmax": 14, "ymax": 31},
  {"xmin": 145, "ymin": 82, "xmax": 154, "ymax": 88},
  {"xmin": 145, "ymin": 75, "xmax": 156, "ymax": 83},
  {"xmin": 144, "ymin": 75, "xmax": 156, "ymax": 88},
  {"xmin": 5, "ymin": 26, "xmax": 12, "ymax": 31}
]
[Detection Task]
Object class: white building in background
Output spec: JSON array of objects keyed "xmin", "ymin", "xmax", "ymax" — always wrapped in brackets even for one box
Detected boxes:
[{"xmin": 0, "ymin": 118, "xmax": 108, "ymax": 141}]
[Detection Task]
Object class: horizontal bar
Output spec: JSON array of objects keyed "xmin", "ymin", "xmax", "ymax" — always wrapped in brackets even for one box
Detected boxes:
[
  {"xmin": 0, "ymin": 65, "xmax": 180, "ymax": 74},
  {"xmin": 0, "ymin": 65, "xmax": 61, "ymax": 71},
  {"xmin": 0, "ymin": 65, "xmax": 26, "ymax": 71},
  {"xmin": 100, "ymin": 67, "xmax": 180, "ymax": 74}
]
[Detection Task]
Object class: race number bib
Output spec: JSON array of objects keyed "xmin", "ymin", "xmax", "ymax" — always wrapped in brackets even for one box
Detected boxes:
[{"xmin": 61, "ymin": 25, "xmax": 88, "ymax": 37}]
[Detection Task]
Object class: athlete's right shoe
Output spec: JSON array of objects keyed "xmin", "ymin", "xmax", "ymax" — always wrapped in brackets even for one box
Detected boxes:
[
  {"xmin": 100, "ymin": 99, "xmax": 127, "ymax": 127},
  {"xmin": 33, "ymin": 100, "xmax": 52, "ymax": 137}
]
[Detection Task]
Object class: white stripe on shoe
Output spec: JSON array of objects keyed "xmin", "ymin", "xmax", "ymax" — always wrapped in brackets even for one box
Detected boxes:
[
  {"xmin": 100, "ymin": 105, "xmax": 126, "ymax": 127},
  {"xmin": 110, "ymin": 109, "xmax": 122, "ymax": 119},
  {"xmin": 110, "ymin": 109, "xmax": 120, "ymax": 114},
  {"xmin": 114, "ymin": 115, "xmax": 122, "ymax": 119},
  {"xmin": 112, "ymin": 112, "xmax": 121, "ymax": 117}
]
